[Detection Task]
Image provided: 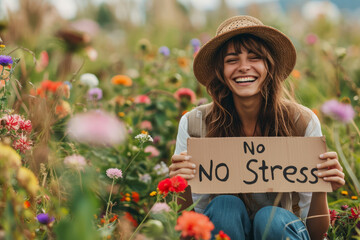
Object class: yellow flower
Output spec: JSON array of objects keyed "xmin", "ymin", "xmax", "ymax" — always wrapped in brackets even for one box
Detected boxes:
[
  {"xmin": 17, "ymin": 167, "xmax": 39, "ymax": 196},
  {"xmin": 341, "ymin": 190, "xmax": 348, "ymax": 196},
  {"xmin": 351, "ymin": 196, "xmax": 358, "ymax": 200},
  {"xmin": 0, "ymin": 44, "xmax": 5, "ymax": 48},
  {"xmin": 149, "ymin": 191, "xmax": 157, "ymax": 197},
  {"xmin": 125, "ymin": 197, "xmax": 131, "ymax": 201},
  {"xmin": 118, "ymin": 112, "xmax": 125, "ymax": 117},
  {"xmin": 0, "ymin": 143, "xmax": 21, "ymax": 169},
  {"xmin": 111, "ymin": 75, "xmax": 133, "ymax": 86}
]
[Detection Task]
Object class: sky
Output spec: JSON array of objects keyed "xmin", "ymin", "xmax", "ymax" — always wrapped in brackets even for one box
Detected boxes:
[{"xmin": 0, "ymin": 0, "xmax": 276, "ymax": 20}]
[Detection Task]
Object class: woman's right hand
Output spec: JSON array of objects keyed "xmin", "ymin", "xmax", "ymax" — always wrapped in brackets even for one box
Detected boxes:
[{"xmin": 169, "ymin": 151, "xmax": 196, "ymax": 180}]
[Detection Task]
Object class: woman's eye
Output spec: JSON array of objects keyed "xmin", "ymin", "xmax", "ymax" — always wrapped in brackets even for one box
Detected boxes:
[
  {"xmin": 249, "ymin": 55, "xmax": 261, "ymax": 60},
  {"xmin": 225, "ymin": 58, "xmax": 237, "ymax": 63}
]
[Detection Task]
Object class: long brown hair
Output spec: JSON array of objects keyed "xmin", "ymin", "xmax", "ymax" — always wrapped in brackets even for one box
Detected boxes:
[{"xmin": 205, "ymin": 34, "xmax": 308, "ymax": 138}]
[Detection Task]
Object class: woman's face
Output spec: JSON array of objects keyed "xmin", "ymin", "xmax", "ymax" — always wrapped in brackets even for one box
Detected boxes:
[{"xmin": 223, "ymin": 43, "xmax": 267, "ymax": 99}]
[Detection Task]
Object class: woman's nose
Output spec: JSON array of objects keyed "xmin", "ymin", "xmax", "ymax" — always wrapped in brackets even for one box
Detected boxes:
[{"xmin": 237, "ymin": 60, "xmax": 250, "ymax": 72}]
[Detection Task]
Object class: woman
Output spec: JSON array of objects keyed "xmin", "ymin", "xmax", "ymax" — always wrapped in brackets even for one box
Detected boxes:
[{"xmin": 169, "ymin": 16, "xmax": 345, "ymax": 240}]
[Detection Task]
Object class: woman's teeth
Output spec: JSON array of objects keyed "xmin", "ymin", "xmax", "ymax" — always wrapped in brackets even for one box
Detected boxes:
[{"xmin": 235, "ymin": 77, "xmax": 256, "ymax": 83}]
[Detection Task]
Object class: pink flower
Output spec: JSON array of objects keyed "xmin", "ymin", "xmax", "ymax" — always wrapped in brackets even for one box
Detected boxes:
[
  {"xmin": 35, "ymin": 51, "xmax": 49, "ymax": 72},
  {"xmin": 151, "ymin": 203, "xmax": 171, "ymax": 213},
  {"xmin": 321, "ymin": 99, "xmax": 355, "ymax": 123},
  {"xmin": 140, "ymin": 120, "xmax": 152, "ymax": 130},
  {"xmin": 144, "ymin": 145, "xmax": 160, "ymax": 158},
  {"xmin": 106, "ymin": 168, "xmax": 123, "ymax": 179},
  {"xmin": 67, "ymin": 110, "xmax": 126, "ymax": 146},
  {"xmin": 19, "ymin": 119, "xmax": 32, "ymax": 133},
  {"xmin": 4, "ymin": 114, "xmax": 21, "ymax": 131},
  {"xmin": 134, "ymin": 95, "xmax": 151, "ymax": 104},
  {"xmin": 305, "ymin": 33, "xmax": 318, "ymax": 45},
  {"xmin": 174, "ymin": 88, "xmax": 196, "ymax": 104},
  {"xmin": 64, "ymin": 154, "xmax": 87, "ymax": 171},
  {"xmin": 13, "ymin": 135, "xmax": 32, "ymax": 153}
]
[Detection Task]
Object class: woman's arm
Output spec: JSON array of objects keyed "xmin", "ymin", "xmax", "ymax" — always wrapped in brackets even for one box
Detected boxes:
[{"xmin": 306, "ymin": 152, "xmax": 345, "ymax": 240}]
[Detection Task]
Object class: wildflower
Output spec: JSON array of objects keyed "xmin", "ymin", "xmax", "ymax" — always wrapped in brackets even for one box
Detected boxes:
[
  {"xmin": 132, "ymin": 192, "xmax": 140, "ymax": 203},
  {"xmin": 158, "ymin": 178, "xmax": 172, "ymax": 196},
  {"xmin": 118, "ymin": 112, "xmax": 125, "ymax": 117},
  {"xmin": 291, "ymin": 69, "xmax": 301, "ymax": 79},
  {"xmin": 341, "ymin": 205, "xmax": 348, "ymax": 210},
  {"xmin": 64, "ymin": 154, "xmax": 87, "ymax": 171},
  {"xmin": 140, "ymin": 120, "xmax": 152, "ymax": 130},
  {"xmin": 106, "ymin": 168, "xmax": 123, "ymax": 179},
  {"xmin": 0, "ymin": 55, "xmax": 13, "ymax": 66},
  {"xmin": 55, "ymin": 100, "xmax": 71, "ymax": 119},
  {"xmin": 151, "ymin": 202, "xmax": 171, "ymax": 213},
  {"xmin": 169, "ymin": 176, "xmax": 188, "ymax": 193},
  {"xmin": 139, "ymin": 173, "xmax": 151, "ymax": 183},
  {"xmin": 175, "ymin": 211, "xmax": 214, "ymax": 240},
  {"xmin": 24, "ymin": 200, "xmax": 31, "ymax": 209},
  {"xmin": 35, "ymin": 51, "xmax": 49, "ymax": 72},
  {"xmin": 174, "ymin": 88, "xmax": 196, "ymax": 104},
  {"xmin": 321, "ymin": 99, "xmax": 355, "ymax": 123},
  {"xmin": 351, "ymin": 196, "xmax": 358, "ymax": 200},
  {"xmin": 40, "ymin": 80, "xmax": 63, "ymax": 93},
  {"xmin": 67, "ymin": 110, "xmax": 126, "ymax": 146},
  {"xmin": 0, "ymin": 65, "xmax": 11, "ymax": 80},
  {"xmin": 17, "ymin": 167, "xmax": 39, "ymax": 196},
  {"xmin": 177, "ymin": 57, "xmax": 189, "ymax": 68},
  {"xmin": 19, "ymin": 118, "xmax": 32, "ymax": 133},
  {"xmin": 153, "ymin": 161, "xmax": 169, "ymax": 176},
  {"xmin": 135, "ymin": 132, "xmax": 153, "ymax": 143},
  {"xmin": 215, "ymin": 230, "xmax": 231, "ymax": 240},
  {"xmin": 149, "ymin": 191, "xmax": 157, "ymax": 197},
  {"xmin": 80, "ymin": 73, "xmax": 99, "ymax": 88},
  {"xmin": 144, "ymin": 145, "xmax": 160, "ymax": 158},
  {"xmin": 109, "ymin": 214, "xmax": 118, "ymax": 223},
  {"xmin": 87, "ymin": 87, "xmax": 103, "ymax": 101},
  {"xmin": 124, "ymin": 212, "xmax": 138, "ymax": 227},
  {"xmin": 305, "ymin": 33, "xmax": 318, "ymax": 45},
  {"xmin": 13, "ymin": 135, "xmax": 32, "ymax": 153},
  {"xmin": 111, "ymin": 75, "xmax": 132, "ymax": 86},
  {"xmin": 329, "ymin": 209, "xmax": 338, "ymax": 226},
  {"xmin": 137, "ymin": 38, "xmax": 152, "ymax": 53},
  {"xmin": 190, "ymin": 38, "xmax": 201, "ymax": 53},
  {"xmin": 0, "ymin": 44, "xmax": 5, "ymax": 48},
  {"xmin": 341, "ymin": 190, "xmax": 348, "ymax": 196},
  {"xmin": 85, "ymin": 46, "xmax": 98, "ymax": 61},
  {"xmin": 4, "ymin": 114, "xmax": 21, "ymax": 131},
  {"xmin": 158, "ymin": 46, "xmax": 170, "ymax": 56},
  {"xmin": 36, "ymin": 213, "xmax": 55, "ymax": 225},
  {"xmin": 134, "ymin": 94, "xmax": 151, "ymax": 104},
  {"xmin": 153, "ymin": 135, "xmax": 161, "ymax": 144},
  {"xmin": 350, "ymin": 207, "xmax": 360, "ymax": 219}
]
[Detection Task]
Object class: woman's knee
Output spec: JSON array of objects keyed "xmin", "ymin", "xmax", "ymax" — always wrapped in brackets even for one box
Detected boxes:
[{"xmin": 204, "ymin": 195, "xmax": 247, "ymax": 219}]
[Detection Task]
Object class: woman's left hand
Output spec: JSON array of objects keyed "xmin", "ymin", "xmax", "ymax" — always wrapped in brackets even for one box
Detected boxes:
[{"xmin": 317, "ymin": 151, "xmax": 345, "ymax": 191}]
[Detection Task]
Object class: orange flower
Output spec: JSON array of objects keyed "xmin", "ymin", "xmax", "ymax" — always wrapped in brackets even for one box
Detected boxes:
[
  {"xmin": 24, "ymin": 200, "xmax": 31, "ymax": 209},
  {"xmin": 177, "ymin": 57, "xmax": 189, "ymax": 68},
  {"xmin": 175, "ymin": 211, "xmax": 214, "ymax": 240},
  {"xmin": 109, "ymin": 214, "xmax": 118, "ymax": 223},
  {"xmin": 0, "ymin": 80, "xmax": 5, "ymax": 88},
  {"xmin": 111, "ymin": 75, "xmax": 132, "ymax": 86},
  {"xmin": 124, "ymin": 212, "xmax": 138, "ymax": 227},
  {"xmin": 132, "ymin": 192, "xmax": 140, "ymax": 203},
  {"xmin": 351, "ymin": 196, "xmax": 358, "ymax": 200},
  {"xmin": 291, "ymin": 69, "xmax": 301, "ymax": 79}
]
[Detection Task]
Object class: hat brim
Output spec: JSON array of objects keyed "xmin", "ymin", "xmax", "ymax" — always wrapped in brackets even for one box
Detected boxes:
[{"xmin": 193, "ymin": 25, "xmax": 296, "ymax": 86}]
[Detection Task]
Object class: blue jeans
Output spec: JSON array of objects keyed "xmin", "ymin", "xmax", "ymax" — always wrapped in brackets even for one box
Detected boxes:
[{"xmin": 203, "ymin": 195, "xmax": 310, "ymax": 240}]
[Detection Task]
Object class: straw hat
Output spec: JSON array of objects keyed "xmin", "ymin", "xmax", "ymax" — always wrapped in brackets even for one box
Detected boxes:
[{"xmin": 193, "ymin": 15, "xmax": 296, "ymax": 86}]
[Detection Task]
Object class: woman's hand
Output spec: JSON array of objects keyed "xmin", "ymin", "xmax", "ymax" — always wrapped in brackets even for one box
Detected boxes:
[
  {"xmin": 317, "ymin": 151, "xmax": 345, "ymax": 191},
  {"xmin": 169, "ymin": 151, "xmax": 196, "ymax": 180}
]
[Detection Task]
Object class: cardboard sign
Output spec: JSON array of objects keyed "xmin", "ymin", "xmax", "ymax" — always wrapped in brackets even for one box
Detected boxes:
[{"xmin": 187, "ymin": 137, "xmax": 332, "ymax": 194}]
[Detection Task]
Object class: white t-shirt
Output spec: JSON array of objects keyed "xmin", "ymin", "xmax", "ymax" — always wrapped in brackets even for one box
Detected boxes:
[{"xmin": 174, "ymin": 109, "xmax": 322, "ymax": 220}]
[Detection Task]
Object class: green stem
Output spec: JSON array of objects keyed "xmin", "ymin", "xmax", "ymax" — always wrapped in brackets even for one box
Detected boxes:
[
  {"xmin": 128, "ymin": 201, "xmax": 155, "ymax": 240},
  {"xmin": 334, "ymin": 126, "xmax": 360, "ymax": 194},
  {"xmin": 105, "ymin": 179, "xmax": 115, "ymax": 220},
  {"xmin": 350, "ymin": 119, "xmax": 360, "ymax": 139},
  {"xmin": 123, "ymin": 145, "xmax": 143, "ymax": 173}
]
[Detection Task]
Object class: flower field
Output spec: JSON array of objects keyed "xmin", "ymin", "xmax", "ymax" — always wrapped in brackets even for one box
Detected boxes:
[{"xmin": 0, "ymin": 1, "xmax": 359, "ymax": 239}]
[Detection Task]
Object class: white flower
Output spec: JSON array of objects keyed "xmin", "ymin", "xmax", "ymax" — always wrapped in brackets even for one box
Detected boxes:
[
  {"xmin": 153, "ymin": 162, "xmax": 169, "ymax": 176},
  {"xmin": 139, "ymin": 173, "xmax": 151, "ymax": 183},
  {"xmin": 80, "ymin": 73, "xmax": 99, "ymax": 88},
  {"xmin": 64, "ymin": 154, "xmax": 87, "ymax": 171},
  {"xmin": 135, "ymin": 133, "xmax": 153, "ymax": 144}
]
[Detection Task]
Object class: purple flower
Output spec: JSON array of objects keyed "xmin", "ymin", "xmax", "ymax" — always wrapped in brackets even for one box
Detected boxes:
[
  {"xmin": 36, "ymin": 213, "xmax": 55, "ymax": 224},
  {"xmin": 158, "ymin": 46, "xmax": 170, "ymax": 56},
  {"xmin": 321, "ymin": 100, "xmax": 355, "ymax": 123},
  {"xmin": 87, "ymin": 87, "xmax": 103, "ymax": 101},
  {"xmin": 106, "ymin": 168, "xmax": 123, "ymax": 179},
  {"xmin": 190, "ymin": 38, "xmax": 201, "ymax": 48},
  {"xmin": 0, "ymin": 55, "xmax": 13, "ymax": 66}
]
